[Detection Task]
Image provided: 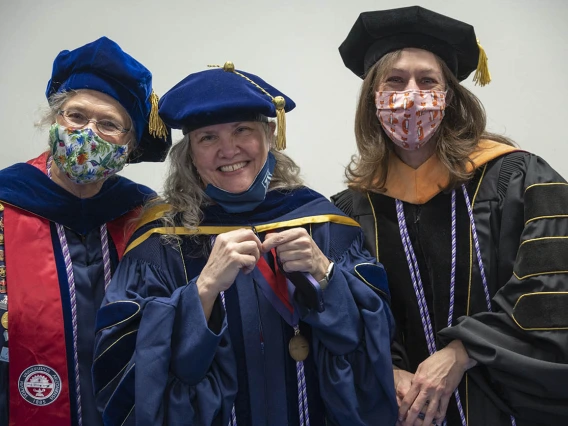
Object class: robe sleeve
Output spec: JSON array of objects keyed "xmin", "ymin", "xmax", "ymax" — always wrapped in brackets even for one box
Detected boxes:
[
  {"xmin": 299, "ymin": 225, "xmax": 398, "ymax": 426},
  {"xmin": 331, "ymin": 189, "xmax": 410, "ymax": 371},
  {"xmin": 92, "ymin": 235, "xmax": 237, "ymax": 426},
  {"xmin": 439, "ymin": 153, "xmax": 568, "ymax": 424}
]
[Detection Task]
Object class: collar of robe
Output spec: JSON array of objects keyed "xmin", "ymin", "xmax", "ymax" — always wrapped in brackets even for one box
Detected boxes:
[
  {"xmin": 377, "ymin": 139, "xmax": 520, "ymax": 205},
  {"xmin": 0, "ymin": 152, "xmax": 155, "ymax": 235}
]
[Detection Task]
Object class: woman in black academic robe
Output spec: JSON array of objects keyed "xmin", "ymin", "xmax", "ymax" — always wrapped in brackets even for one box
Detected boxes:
[{"xmin": 333, "ymin": 6, "xmax": 568, "ymax": 426}]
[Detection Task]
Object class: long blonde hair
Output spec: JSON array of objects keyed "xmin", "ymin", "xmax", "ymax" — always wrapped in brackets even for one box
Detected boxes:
[{"xmin": 347, "ymin": 50, "xmax": 515, "ymax": 192}]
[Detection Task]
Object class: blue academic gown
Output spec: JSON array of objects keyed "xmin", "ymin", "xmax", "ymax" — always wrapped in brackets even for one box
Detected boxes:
[
  {"xmin": 0, "ymin": 154, "xmax": 154, "ymax": 426},
  {"xmin": 93, "ymin": 188, "xmax": 398, "ymax": 426}
]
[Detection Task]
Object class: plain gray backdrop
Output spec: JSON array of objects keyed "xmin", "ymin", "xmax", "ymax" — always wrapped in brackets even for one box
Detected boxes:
[{"xmin": 1, "ymin": 0, "xmax": 567, "ymax": 198}]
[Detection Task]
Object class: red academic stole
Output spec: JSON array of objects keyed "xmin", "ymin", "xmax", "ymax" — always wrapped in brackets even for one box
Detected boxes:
[
  {"xmin": 256, "ymin": 248, "xmax": 297, "ymax": 326},
  {"xmin": 5, "ymin": 154, "xmax": 137, "ymax": 426}
]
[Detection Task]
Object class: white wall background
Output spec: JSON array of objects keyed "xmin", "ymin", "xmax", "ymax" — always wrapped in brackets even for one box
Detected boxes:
[{"xmin": 1, "ymin": 0, "xmax": 567, "ymax": 198}]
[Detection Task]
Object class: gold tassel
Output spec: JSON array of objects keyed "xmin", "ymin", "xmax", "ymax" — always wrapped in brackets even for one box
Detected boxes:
[
  {"xmin": 148, "ymin": 90, "xmax": 169, "ymax": 140},
  {"xmin": 273, "ymin": 96, "xmax": 286, "ymax": 150},
  {"xmin": 473, "ymin": 39, "xmax": 491, "ymax": 87}
]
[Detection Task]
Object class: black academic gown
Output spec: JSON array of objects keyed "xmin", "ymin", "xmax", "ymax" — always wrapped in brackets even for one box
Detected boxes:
[{"xmin": 333, "ymin": 150, "xmax": 568, "ymax": 426}]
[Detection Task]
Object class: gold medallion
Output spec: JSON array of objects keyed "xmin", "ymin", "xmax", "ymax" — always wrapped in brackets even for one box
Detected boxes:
[
  {"xmin": 0, "ymin": 234, "xmax": 3, "ymax": 244},
  {"xmin": 0, "ymin": 267, "xmax": 5, "ymax": 279},
  {"xmin": 289, "ymin": 333, "xmax": 310, "ymax": 362},
  {"xmin": 1, "ymin": 312, "xmax": 7, "ymax": 330},
  {"xmin": 0, "ymin": 203, "xmax": 4, "ymax": 212},
  {"xmin": 0, "ymin": 249, "xmax": 3, "ymax": 261}
]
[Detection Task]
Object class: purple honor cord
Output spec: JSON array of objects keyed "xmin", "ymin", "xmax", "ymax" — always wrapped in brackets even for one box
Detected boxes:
[
  {"xmin": 47, "ymin": 157, "xmax": 112, "ymax": 426},
  {"xmin": 396, "ymin": 185, "xmax": 515, "ymax": 426}
]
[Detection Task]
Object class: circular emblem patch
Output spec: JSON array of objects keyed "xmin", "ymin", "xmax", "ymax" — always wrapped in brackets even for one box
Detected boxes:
[{"xmin": 18, "ymin": 365, "xmax": 61, "ymax": 406}]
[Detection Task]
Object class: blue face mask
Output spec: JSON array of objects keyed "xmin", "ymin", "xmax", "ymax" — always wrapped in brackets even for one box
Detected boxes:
[{"xmin": 204, "ymin": 152, "xmax": 276, "ymax": 213}]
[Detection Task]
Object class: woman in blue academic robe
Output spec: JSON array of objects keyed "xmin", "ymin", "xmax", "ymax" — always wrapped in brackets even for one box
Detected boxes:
[
  {"xmin": 93, "ymin": 62, "xmax": 397, "ymax": 426},
  {"xmin": 0, "ymin": 37, "xmax": 171, "ymax": 426}
]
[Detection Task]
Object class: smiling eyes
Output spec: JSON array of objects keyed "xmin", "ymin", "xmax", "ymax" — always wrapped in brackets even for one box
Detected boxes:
[{"xmin": 198, "ymin": 125, "xmax": 254, "ymax": 143}]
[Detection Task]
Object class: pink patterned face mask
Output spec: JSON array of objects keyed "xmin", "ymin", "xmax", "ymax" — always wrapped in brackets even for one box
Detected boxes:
[{"xmin": 375, "ymin": 90, "xmax": 446, "ymax": 150}]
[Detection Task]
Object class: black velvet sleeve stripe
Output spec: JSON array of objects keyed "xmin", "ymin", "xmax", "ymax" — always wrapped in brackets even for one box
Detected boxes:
[
  {"xmin": 513, "ymin": 292, "xmax": 568, "ymax": 330},
  {"xmin": 514, "ymin": 237, "xmax": 568, "ymax": 280},
  {"xmin": 331, "ymin": 189, "xmax": 354, "ymax": 216},
  {"xmin": 525, "ymin": 183, "xmax": 568, "ymax": 224},
  {"xmin": 498, "ymin": 152, "xmax": 526, "ymax": 199}
]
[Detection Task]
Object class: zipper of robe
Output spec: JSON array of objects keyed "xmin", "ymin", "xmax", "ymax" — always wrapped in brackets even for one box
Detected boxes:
[
  {"xmin": 219, "ymin": 290, "xmax": 238, "ymax": 426},
  {"xmin": 47, "ymin": 156, "xmax": 112, "ymax": 426}
]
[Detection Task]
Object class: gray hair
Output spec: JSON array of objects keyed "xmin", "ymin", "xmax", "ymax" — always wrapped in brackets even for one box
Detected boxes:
[{"xmin": 153, "ymin": 121, "xmax": 304, "ymax": 242}]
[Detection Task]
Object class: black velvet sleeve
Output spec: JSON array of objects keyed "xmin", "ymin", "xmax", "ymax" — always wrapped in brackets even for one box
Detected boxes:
[{"xmin": 439, "ymin": 153, "xmax": 568, "ymax": 424}]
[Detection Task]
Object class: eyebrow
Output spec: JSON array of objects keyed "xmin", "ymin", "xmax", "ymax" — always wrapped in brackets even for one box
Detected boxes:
[
  {"xmin": 389, "ymin": 67, "xmax": 442, "ymax": 75},
  {"xmin": 64, "ymin": 103, "xmax": 126, "ymax": 123}
]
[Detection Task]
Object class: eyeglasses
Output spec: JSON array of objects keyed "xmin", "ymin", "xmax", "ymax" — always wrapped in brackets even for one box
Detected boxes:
[{"xmin": 58, "ymin": 110, "xmax": 131, "ymax": 136}]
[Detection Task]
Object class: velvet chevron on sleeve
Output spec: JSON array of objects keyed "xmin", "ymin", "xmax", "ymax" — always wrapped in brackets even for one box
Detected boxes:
[
  {"xmin": 333, "ymin": 151, "xmax": 568, "ymax": 426},
  {"xmin": 93, "ymin": 188, "xmax": 398, "ymax": 426}
]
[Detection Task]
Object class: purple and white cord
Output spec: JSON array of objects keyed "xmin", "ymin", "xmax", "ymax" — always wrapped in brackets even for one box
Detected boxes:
[
  {"xmin": 54, "ymin": 222, "xmax": 83, "ymax": 426},
  {"xmin": 461, "ymin": 185, "xmax": 492, "ymax": 312},
  {"xmin": 395, "ymin": 201, "xmax": 436, "ymax": 355},
  {"xmin": 47, "ymin": 156, "xmax": 112, "ymax": 426},
  {"xmin": 100, "ymin": 224, "xmax": 112, "ymax": 291},
  {"xmin": 294, "ymin": 325, "xmax": 311, "ymax": 426},
  {"xmin": 462, "ymin": 185, "xmax": 516, "ymax": 426},
  {"xmin": 447, "ymin": 190, "xmax": 467, "ymax": 425},
  {"xmin": 397, "ymin": 186, "xmax": 515, "ymax": 426},
  {"xmin": 396, "ymin": 196, "xmax": 466, "ymax": 426}
]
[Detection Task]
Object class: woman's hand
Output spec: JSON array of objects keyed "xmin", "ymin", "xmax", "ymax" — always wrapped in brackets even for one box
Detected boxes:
[
  {"xmin": 398, "ymin": 340, "xmax": 476, "ymax": 426},
  {"xmin": 197, "ymin": 229, "xmax": 262, "ymax": 320},
  {"xmin": 393, "ymin": 368, "xmax": 414, "ymax": 407},
  {"xmin": 262, "ymin": 228, "xmax": 329, "ymax": 280}
]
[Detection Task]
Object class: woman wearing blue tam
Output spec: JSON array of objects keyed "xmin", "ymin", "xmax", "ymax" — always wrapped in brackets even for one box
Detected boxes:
[
  {"xmin": 332, "ymin": 6, "xmax": 568, "ymax": 426},
  {"xmin": 93, "ymin": 62, "xmax": 397, "ymax": 426},
  {"xmin": 0, "ymin": 36, "xmax": 171, "ymax": 426}
]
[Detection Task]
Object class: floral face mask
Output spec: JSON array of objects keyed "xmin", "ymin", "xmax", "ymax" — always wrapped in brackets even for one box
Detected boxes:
[{"xmin": 49, "ymin": 123, "xmax": 129, "ymax": 184}]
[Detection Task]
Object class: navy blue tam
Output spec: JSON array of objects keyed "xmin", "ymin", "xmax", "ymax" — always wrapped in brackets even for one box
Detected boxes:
[
  {"xmin": 339, "ymin": 6, "xmax": 490, "ymax": 86},
  {"xmin": 159, "ymin": 62, "xmax": 295, "ymax": 149},
  {"xmin": 46, "ymin": 36, "xmax": 172, "ymax": 162}
]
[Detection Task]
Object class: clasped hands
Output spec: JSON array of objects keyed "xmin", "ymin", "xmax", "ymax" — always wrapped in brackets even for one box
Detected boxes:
[
  {"xmin": 394, "ymin": 340, "xmax": 476, "ymax": 426},
  {"xmin": 197, "ymin": 228, "xmax": 330, "ymax": 319}
]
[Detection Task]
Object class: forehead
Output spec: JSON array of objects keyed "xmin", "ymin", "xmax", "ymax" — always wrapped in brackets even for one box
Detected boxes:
[
  {"xmin": 190, "ymin": 121, "xmax": 265, "ymax": 135},
  {"xmin": 388, "ymin": 48, "xmax": 443, "ymax": 73},
  {"xmin": 62, "ymin": 89, "xmax": 130, "ymax": 119}
]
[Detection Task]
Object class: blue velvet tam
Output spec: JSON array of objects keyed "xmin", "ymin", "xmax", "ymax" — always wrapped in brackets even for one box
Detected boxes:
[
  {"xmin": 46, "ymin": 36, "xmax": 171, "ymax": 162},
  {"xmin": 159, "ymin": 62, "xmax": 295, "ymax": 149},
  {"xmin": 339, "ymin": 6, "xmax": 491, "ymax": 86}
]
